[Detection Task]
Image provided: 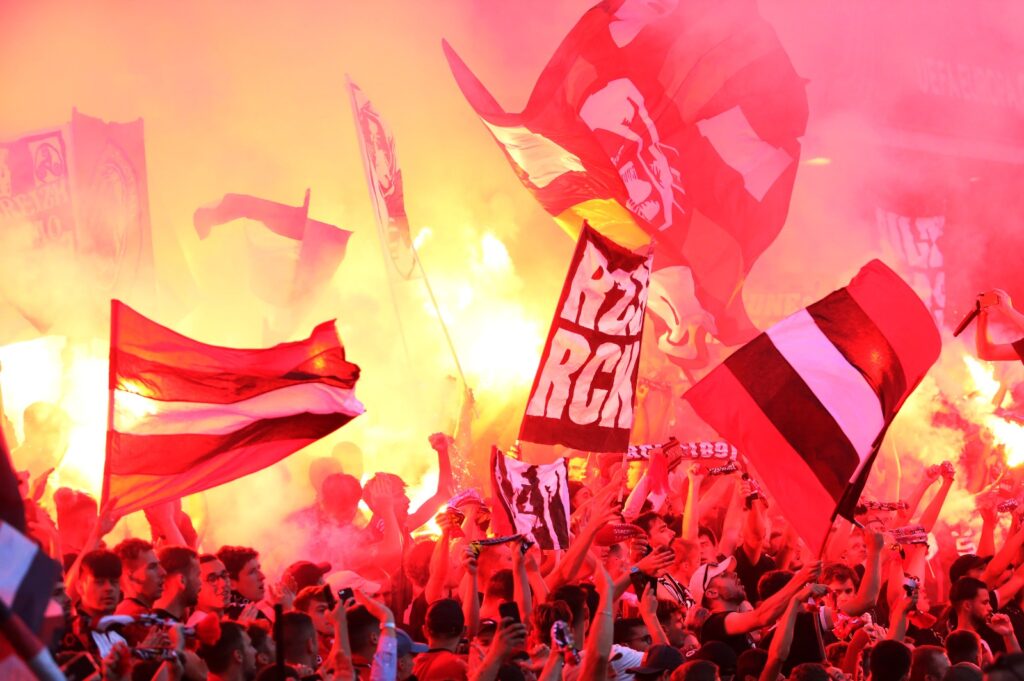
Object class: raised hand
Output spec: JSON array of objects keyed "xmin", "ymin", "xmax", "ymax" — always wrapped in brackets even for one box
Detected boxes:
[
  {"xmin": 354, "ymin": 589, "xmax": 395, "ymax": 625},
  {"xmin": 636, "ymin": 546, "xmax": 674, "ymax": 576},
  {"xmin": 491, "ymin": 618, "xmax": 528, "ymax": 659},
  {"xmin": 429, "ymin": 432, "xmax": 453, "ymax": 452}
]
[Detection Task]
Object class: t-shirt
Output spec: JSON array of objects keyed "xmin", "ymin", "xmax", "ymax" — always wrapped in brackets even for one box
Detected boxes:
[
  {"xmin": 413, "ymin": 649, "xmax": 469, "ymax": 681},
  {"xmin": 700, "ymin": 611, "xmax": 756, "ymax": 656},
  {"xmin": 732, "ymin": 546, "xmax": 776, "ymax": 602}
]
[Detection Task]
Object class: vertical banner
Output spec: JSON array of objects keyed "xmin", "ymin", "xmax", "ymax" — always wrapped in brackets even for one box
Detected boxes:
[
  {"xmin": 876, "ymin": 208, "xmax": 945, "ymax": 328},
  {"xmin": 0, "ymin": 127, "xmax": 74, "ymax": 247},
  {"xmin": 520, "ymin": 223, "xmax": 652, "ymax": 452},
  {"xmin": 69, "ymin": 109, "xmax": 154, "ymax": 300},
  {"xmin": 347, "ymin": 78, "xmax": 420, "ymax": 280},
  {"xmin": 491, "ymin": 447, "xmax": 571, "ymax": 550}
]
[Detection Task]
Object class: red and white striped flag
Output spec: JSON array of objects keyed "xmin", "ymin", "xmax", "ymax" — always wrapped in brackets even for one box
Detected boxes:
[
  {"xmin": 684, "ymin": 260, "xmax": 941, "ymax": 555},
  {"xmin": 103, "ymin": 300, "xmax": 364, "ymax": 515}
]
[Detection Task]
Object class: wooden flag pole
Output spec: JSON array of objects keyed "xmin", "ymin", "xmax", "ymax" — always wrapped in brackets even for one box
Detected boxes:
[{"xmin": 411, "ymin": 244, "xmax": 470, "ymax": 390}]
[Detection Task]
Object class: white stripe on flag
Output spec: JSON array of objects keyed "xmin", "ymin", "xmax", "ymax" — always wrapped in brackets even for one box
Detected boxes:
[
  {"xmin": 766, "ymin": 309, "xmax": 884, "ymax": 462},
  {"xmin": 0, "ymin": 523, "xmax": 36, "ymax": 607},
  {"xmin": 114, "ymin": 382, "xmax": 364, "ymax": 436}
]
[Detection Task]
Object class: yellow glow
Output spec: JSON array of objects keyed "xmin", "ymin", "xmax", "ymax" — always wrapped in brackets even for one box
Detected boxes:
[
  {"xmin": 962, "ymin": 355, "xmax": 1024, "ymax": 468},
  {"xmin": 804, "ymin": 157, "xmax": 832, "ymax": 166}
]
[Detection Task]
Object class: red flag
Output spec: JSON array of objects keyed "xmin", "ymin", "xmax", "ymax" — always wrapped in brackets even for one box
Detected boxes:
[
  {"xmin": 193, "ymin": 191, "xmax": 352, "ymax": 333},
  {"xmin": 444, "ymin": 0, "xmax": 808, "ymax": 347},
  {"xmin": 683, "ymin": 260, "xmax": 941, "ymax": 555},
  {"xmin": 519, "ymin": 224, "xmax": 651, "ymax": 452},
  {"xmin": 347, "ymin": 78, "xmax": 420, "ymax": 281},
  {"xmin": 103, "ymin": 300, "xmax": 363, "ymax": 515}
]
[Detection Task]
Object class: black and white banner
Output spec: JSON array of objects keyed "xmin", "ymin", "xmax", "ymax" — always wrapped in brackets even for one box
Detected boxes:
[
  {"xmin": 520, "ymin": 224, "xmax": 652, "ymax": 452},
  {"xmin": 490, "ymin": 448, "xmax": 571, "ymax": 550}
]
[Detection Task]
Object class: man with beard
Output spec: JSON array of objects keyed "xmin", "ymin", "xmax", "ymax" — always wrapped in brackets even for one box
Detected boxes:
[
  {"xmin": 199, "ymin": 621, "xmax": 258, "ymax": 681},
  {"xmin": 154, "ymin": 546, "xmax": 202, "ymax": 622},
  {"xmin": 114, "ymin": 538, "xmax": 165, "ymax": 616},
  {"xmin": 188, "ymin": 554, "xmax": 231, "ymax": 626},
  {"xmin": 701, "ymin": 561, "xmax": 820, "ymax": 656},
  {"xmin": 949, "ymin": 577, "xmax": 1021, "ymax": 665}
]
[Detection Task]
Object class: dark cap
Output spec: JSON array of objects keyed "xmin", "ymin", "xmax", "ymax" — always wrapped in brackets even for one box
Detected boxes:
[
  {"xmin": 626, "ymin": 644, "xmax": 686, "ymax": 676},
  {"xmin": 692, "ymin": 641, "xmax": 738, "ymax": 676},
  {"xmin": 395, "ymin": 629, "xmax": 428, "ymax": 657},
  {"xmin": 283, "ymin": 561, "xmax": 331, "ymax": 591},
  {"xmin": 949, "ymin": 554, "xmax": 990, "ymax": 584},
  {"xmin": 425, "ymin": 598, "xmax": 465, "ymax": 637}
]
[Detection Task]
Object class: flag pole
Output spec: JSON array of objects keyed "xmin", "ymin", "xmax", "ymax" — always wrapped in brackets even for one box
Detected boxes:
[
  {"xmin": 345, "ymin": 75, "xmax": 415, "ymax": 367},
  {"xmin": 101, "ymin": 299, "xmax": 118, "ymax": 508},
  {"xmin": 411, "ymin": 245, "xmax": 470, "ymax": 390}
]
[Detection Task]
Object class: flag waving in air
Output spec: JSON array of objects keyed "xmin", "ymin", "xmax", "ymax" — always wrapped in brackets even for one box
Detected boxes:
[
  {"xmin": 347, "ymin": 77, "xmax": 420, "ymax": 281},
  {"xmin": 684, "ymin": 260, "xmax": 941, "ymax": 555},
  {"xmin": 103, "ymin": 300, "xmax": 363, "ymax": 515},
  {"xmin": 491, "ymin": 447, "xmax": 571, "ymax": 550},
  {"xmin": 444, "ymin": 0, "xmax": 808, "ymax": 350}
]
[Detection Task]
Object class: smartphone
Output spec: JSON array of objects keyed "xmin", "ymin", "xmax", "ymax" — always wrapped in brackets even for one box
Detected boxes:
[
  {"xmin": 498, "ymin": 601, "xmax": 522, "ymax": 624},
  {"xmin": 62, "ymin": 652, "xmax": 99, "ymax": 681},
  {"xmin": 629, "ymin": 567, "xmax": 651, "ymax": 599},
  {"xmin": 338, "ymin": 587, "xmax": 355, "ymax": 603}
]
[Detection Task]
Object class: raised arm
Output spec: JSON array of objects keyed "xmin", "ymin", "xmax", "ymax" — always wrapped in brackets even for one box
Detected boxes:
[
  {"xmin": 740, "ymin": 478, "xmax": 769, "ymax": 564},
  {"xmin": 842, "ymin": 531, "xmax": 883, "ymax": 616},
  {"xmin": 896, "ymin": 467, "xmax": 940, "ymax": 526},
  {"xmin": 406, "ymin": 433, "xmax": 455, "ymax": 532},
  {"xmin": 512, "ymin": 539, "xmax": 534, "ymax": 627},
  {"xmin": 682, "ymin": 465, "xmax": 704, "ymax": 542},
  {"xmin": 578, "ymin": 561, "xmax": 616, "ymax": 681},
  {"xmin": 760, "ymin": 584, "xmax": 826, "ymax": 681},
  {"xmin": 977, "ymin": 290, "xmax": 1024, "ymax": 361},
  {"xmin": 724, "ymin": 561, "xmax": 821, "ymax": 636},
  {"xmin": 424, "ymin": 519, "xmax": 454, "ymax": 605},
  {"xmin": 545, "ymin": 489, "xmax": 618, "ymax": 591},
  {"xmin": 916, "ymin": 465, "xmax": 954, "ymax": 533}
]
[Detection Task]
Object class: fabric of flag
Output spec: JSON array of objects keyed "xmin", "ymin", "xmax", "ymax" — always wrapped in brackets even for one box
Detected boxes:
[
  {"xmin": 519, "ymin": 224, "xmax": 651, "ymax": 452},
  {"xmin": 193, "ymin": 190, "xmax": 352, "ymax": 338},
  {"xmin": 444, "ymin": 0, "xmax": 807, "ymax": 347},
  {"xmin": 491, "ymin": 447, "xmax": 571, "ymax": 550},
  {"xmin": 0, "ymin": 430, "xmax": 25, "ymax": 534},
  {"xmin": 347, "ymin": 77, "xmax": 420, "ymax": 280},
  {"xmin": 0, "ymin": 523, "xmax": 61, "ymax": 635},
  {"xmin": 1013, "ymin": 338, "xmax": 1024, "ymax": 365},
  {"xmin": 103, "ymin": 300, "xmax": 364, "ymax": 515},
  {"xmin": 683, "ymin": 259, "xmax": 941, "ymax": 555}
]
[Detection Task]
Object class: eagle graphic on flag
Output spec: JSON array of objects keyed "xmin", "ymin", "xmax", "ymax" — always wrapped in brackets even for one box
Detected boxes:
[
  {"xmin": 103, "ymin": 300, "xmax": 363, "ymax": 515},
  {"xmin": 684, "ymin": 260, "xmax": 941, "ymax": 555},
  {"xmin": 444, "ymin": 0, "xmax": 808, "ymax": 356}
]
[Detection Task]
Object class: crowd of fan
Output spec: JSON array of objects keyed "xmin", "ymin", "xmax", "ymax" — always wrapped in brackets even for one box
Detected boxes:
[{"xmin": 17, "ymin": 431, "xmax": 1024, "ymax": 681}]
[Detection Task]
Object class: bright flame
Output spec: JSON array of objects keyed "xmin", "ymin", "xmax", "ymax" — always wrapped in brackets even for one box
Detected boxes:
[{"xmin": 962, "ymin": 355, "xmax": 1024, "ymax": 467}]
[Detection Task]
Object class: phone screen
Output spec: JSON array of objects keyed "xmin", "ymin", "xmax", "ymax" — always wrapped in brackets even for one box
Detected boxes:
[{"xmin": 498, "ymin": 601, "xmax": 521, "ymax": 624}]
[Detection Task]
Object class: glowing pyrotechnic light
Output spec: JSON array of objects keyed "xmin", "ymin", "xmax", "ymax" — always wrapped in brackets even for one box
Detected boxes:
[
  {"xmin": 413, "ymin": 226, "xmax": 433, "ymax": 251},
  {"xmin": 481, "ymin": 232, "xmax": 512, "ymax": 272},
  {"xmin": 804, "ymin": 157, "xmax": 832, "ymax": 166},
  {"xmin": 962, "ymin": 355, "xmax": 1024, "ymax": 467}
]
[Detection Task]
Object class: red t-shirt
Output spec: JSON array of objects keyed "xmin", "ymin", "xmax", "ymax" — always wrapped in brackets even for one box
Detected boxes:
[{"xmin": 413, "ymin": 649, "xmax": 469, "ymax": 681}]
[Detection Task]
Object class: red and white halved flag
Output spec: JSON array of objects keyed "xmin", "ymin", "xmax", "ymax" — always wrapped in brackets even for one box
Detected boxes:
[
  {"xmin": 103, "ymin": 300, "xmax": 363, "ymax": 515},
  {"xmin": 684, "ymin": 260, "xmax": 941, "ymax": 555}
]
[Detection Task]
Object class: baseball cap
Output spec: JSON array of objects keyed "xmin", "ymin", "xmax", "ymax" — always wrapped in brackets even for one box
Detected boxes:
[
  {"xmin": 949, "ymin": 554, "xmax": 991, "ymax": 583},
  {"xmin": 626, "ymin": 644, "xmax": 685, "ymax": 676},
  {"xmin": 692, "ymin": 641, "xmax": 738, "ymax": 677},
  {"xmin": 688, "ymin": 555, "xmax": 735, "ymax": 604},
  {"xmin": 395, "ymin": 629, "xmax": 428, "ymax": 657},
  {"xmin": 425, "ymin": 598, "xmax": 465, "ymax": 637},
  {"xmin": 283, "ymin": 561, "xmax": 331, "ymax": 591},
  {"xmin": 327, "ymin": 570, "xmax": 381, "ymax": 595}
]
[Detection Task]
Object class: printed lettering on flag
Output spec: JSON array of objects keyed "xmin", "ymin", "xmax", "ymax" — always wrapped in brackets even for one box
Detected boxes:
[
  {"xmin": 104, "ymin": 300, "xmax": 363, "ymax": 515},
  {"xmin": 627, "ymin": 440, "xmax": 738, "ymax": 462},
  {"xmin": 347, "ymin": 78, "xmax": 420, "ymax": 280},
  {"xmin": 491, "ymin": 447, "xmax": 571, "ymax": 550},
  {"xmin": 444, "ymin": 0, "xmax": 808, "ymax": 348},
  {"xmin": 520, "ymin": 224, "xmax": 651, "ymax": 452},
  {"xmin": 684, "ymin": 260, "xmax": 941, "ymax": 555},
  {"xmin": 0, "ymin": 128, "xmax": 74, "ymax": 245}
]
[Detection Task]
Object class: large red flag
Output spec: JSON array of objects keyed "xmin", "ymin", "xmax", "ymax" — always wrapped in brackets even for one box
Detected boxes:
[
  {"xmin": 684, "ymin": 260, "xmax": 941, "ymax": 555},
  {"xmin": 103, "ymin": 300, "xmax": 363, "ymax": 515},
  {"xmin": 444, "ymin": 0, "xmax": 807, "ymax": 349}
]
